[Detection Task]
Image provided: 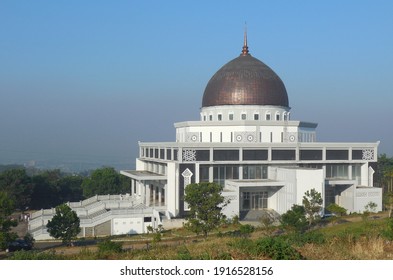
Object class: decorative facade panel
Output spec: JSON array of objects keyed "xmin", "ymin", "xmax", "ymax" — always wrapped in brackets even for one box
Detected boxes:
[
  {"xmin": 234, "ymin": 131, "xmax": 257, "ymax": 143},
  {"xmin": 362, "ymin": 149, "xmax": 374, "ymax": 161},
  {"xmin": 186, "ymin": 132, "xmax": 199, "ymax": 142},
  {"xmin": 182, "ymin": 149, "xmax": 196, "ymax": 162}
]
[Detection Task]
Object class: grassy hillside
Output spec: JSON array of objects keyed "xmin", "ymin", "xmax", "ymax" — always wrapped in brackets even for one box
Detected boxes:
[{"xmin": 7, "ymin": 214, "xmax": 393, "ymax": 260}]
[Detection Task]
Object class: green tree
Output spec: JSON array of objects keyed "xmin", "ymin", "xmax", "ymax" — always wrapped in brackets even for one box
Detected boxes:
[
  {"xmin": 281, "ymin": 204, "xmax": 308, "ymax": 233},
  {"xmin": 184, "ymin": 182, "xmax": 228, "ymax": 238},
  {"xmin": 0, "ymin": 191, "xmax": 18, "ymax": 250},
  {"xmin": 326, "ymin": 203, "xmax": 347, "ymax": 217},
  {"xmin": 302, "ymin": 188, "xmax": 323, "ymax": 226},
  {"xmin": 81, "ymin": 167, "xmax": 129, "ymax": 197},
  {"xmin": 0, "ymin": 168, "xmax": 33, "ymax": 210},
  {"xmin": 30, "ymin": 173, "xmax": 61, "ymax": 209},
  {"xmin": 46, "ymin": 204, "xmax": 81, "ymax": 245}
]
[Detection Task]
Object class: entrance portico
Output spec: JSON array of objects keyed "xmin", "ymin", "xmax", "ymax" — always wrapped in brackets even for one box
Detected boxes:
[{"xmin": 120, "ymin": 170, "xmax": 167, "ymax": 208}]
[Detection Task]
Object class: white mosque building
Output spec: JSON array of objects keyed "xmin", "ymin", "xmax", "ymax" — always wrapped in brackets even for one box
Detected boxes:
[{"xmin": 29, "ymin": 35, "xmax": 382, "ymax": 240}]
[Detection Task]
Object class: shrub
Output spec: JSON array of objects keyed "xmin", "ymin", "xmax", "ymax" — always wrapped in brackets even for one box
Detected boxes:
[
  {"xmin": 177, "ymin": 245, "xmax": 192, "ymax": 260},
  {"xmin": 228, "ymin": 238, "xmax": 255, "ymax": 255},
  {"xmin": 98, "ymin": 239, "xmax": 123, "ymax": 253},
  {"xmin": 239, "ymin": 224, "xmax": 255, "ymax": 237},
  {"xmin": 285, "ymin": 231, "xmax": 326, "ymax": 246},
  {"xmin": 9, "ymin": 250, "xmax": 63, "ymax": 260},
  {"xmin": 255, "ymin": 237, "xmax": 303, "ymax": 260}
]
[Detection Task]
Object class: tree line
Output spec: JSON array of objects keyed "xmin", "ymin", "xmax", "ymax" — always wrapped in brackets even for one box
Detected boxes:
[{"xmin": 0, "ymin": 166, "xmax": 130, "ymax": 211}]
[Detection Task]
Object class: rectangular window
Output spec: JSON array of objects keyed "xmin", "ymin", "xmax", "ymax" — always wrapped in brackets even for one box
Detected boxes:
[
  {"xmin": 326, "ymin": 164, "xmax": 349, "ymax": 179},
  {"xmin": 196, "ymin": 150, "xmax": 210, "ymax": 161},
  {"xmin": 254, "ymin": 114, "xmax": 259, "ymax": 120},
  {"xmin": 213, "ymin": 165, "xmax": 239, "ymax": 186},
  {"xmin": 272, "ymin": 149, "xmax": 296, "ymax": 160},
  {"xmin": 199, "ymin": 165, "xmax": 210, "ymax": 182},
  {"xmin": 160, "ymin": 149, "xmax": 165, "ymax": 159},
  {"xmin": 243, "ymin": 165, "xmax": 268, "ymax": 179},
  {"xmin": 166, "ymin": 149, "xmax": 172, "ymax": 160},
  {"xmin": 326, "ymin": 150, "xmax": 349, "ymax": 160},
  {"xmin": 276, "ymin": 114, "xmax": 280, "ymax": 121},
  {"xmin": 300, "ymin": 150, "xmax": 323, "ymax": 160},
  {"xmin": 213, "ymin": 150, "xmax": 239, "ymax": 161},
  {"xmin": 243, "ymin": 149, "xmax": 268, "ymax": 160},
  {"xmin": 209, "ymin": 115, "xmax": 212, "ymax": 121},
  {"xmin": 218, "ymin": 114, "xmax": 222, "ymax": 121},
  {"xmin": 229, "ymin": 113, "xmax": 234, "ymax": 120},
  {"xmin": 266, "ymin": 114, "xmax": 271, "ymax": 121},
  {"xmin": 241, "ymin": 113, "xmax": 247, "ymax": 120},
  {"xmin": 352, "ymin": 150, "xmax": 363, "ymax": 160}
]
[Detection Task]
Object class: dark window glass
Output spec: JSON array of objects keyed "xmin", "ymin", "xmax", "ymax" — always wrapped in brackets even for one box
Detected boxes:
[
  {"xmin": 199, "ymin": 165, "xmax": 210, "ymax": 182},
  {"xmin": 254, "ymin": 114, "xmax": 259, "ymax": 120},
  {"xmin": 272, "ymin": 149, "xmax": 296, "ymax": 160},
  {"xmin": 243, "ymin": 165, "xmax": 268, "ymax": 179},
  {"xmin": 196, "ymin": 150, "xmax": 210, "ymax": 161},
  {"xmin": 155, "ymin": 149, "xmax": 159, "ymax": 158},
  {"xmin": 213, "ymin": 165, "xmax": 239, "ymax": 186},
  {"xmin": 300, "ymin": 150, "xmax": 322, "ymax": 160},
  {"xmin": 326, "ymin": 150, "xmax": 348, "ymax": 160},
  {"xmin": 145, "ymin": 148, "xmax": 149, "ymax": 157},
  {"xmin": 160, "ymin": 149, "xmax": 165, "ymax": 159},
  {"xmin": 352, "ymin": 150, "xmax": 363, "ymax": 160},
  {"xmin": 166, "ymin": 149, "xmax": 172, "ymax": 160},
  {"xmin": 213, "ymin": 150, "xmax": 239, "ymax": 161},
  {"xmin": 149, "ymin": 148, "xmax": 154, "ymax": 158},
  {"xmin": 144, "ymin": 217, "xmax": 152, "ymax": 222},
  {"xmin": 174, "ymin": 149, "xmax": 178, "ymax": 161},
  {"xmin": 243, "ymin": 150, "xmax": 268, "ymax": 160}
]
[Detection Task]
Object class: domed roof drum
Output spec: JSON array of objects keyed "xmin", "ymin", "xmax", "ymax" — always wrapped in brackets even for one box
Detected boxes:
[{"xmin": 202, "ymin": 39, "xmax": 289, "ymax": 108}]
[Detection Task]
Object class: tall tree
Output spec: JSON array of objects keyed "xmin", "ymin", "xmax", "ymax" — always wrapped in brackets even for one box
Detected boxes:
[
  {"xmin": 302, "ymin": 188, "xmax": 323, "ymax": 226},
  {"xmin": 0, "ymin": 168, "xmax": 33, "ymax": 210},
  {"xmin": 46, "ymin": 204, "xmax": 80, "ymax": 245},
  {"xmin": 81, "ymin": 167, "xmax": 129, "ymax": 197},
  {"xmin": 0, "ymin": 192, "xmax": 18, "ymax": 250},
  {"xmin": 280, "ymin": 204, "xmax": 308, "ymax": 233},
  {"xmin": 184, "ymin": 182, "xmax": 228, "ymax": 238}
]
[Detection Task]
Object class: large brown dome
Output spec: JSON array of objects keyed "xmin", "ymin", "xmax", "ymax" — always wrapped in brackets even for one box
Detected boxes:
[{"xmin": 202, "ymin": 48, "xmax": 289, "ymax": 108}]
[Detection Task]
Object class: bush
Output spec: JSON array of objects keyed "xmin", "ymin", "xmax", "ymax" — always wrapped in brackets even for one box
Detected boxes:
[
  {"xmin": 9, "ymin": 250, "xmax": 64, "ymax": 260},
  {"xmin": 177, "ymin": 245, "xmax": 192, "ymax": 260},
  {"xmin": 239, "ymin": 224, "xmax": 255, "ymax": 236},
  {"xmin": 284, "ymin": 231, "xmax": 326, "ymax": 246},
  {"xmin": 255, "ymin": 237, "xmax": 303, "ymax": 260},
  {"xmin": 228, "ymin": 238, "xmax": 255, "ymax": 255},
  {"xmin": 98, "ymin": 239, "xmax": 123, "ymax": 253}
]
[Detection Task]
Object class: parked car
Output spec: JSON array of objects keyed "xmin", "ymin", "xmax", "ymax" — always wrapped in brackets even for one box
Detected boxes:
[{"xmin": 7, "ymin": 239, "xmax": 33, "ymax": 252}]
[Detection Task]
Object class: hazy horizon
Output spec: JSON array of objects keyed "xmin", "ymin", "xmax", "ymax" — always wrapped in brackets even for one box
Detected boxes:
[{"xmin": 1, "ymin": 1, "xmax": 392, "ymax": 172}]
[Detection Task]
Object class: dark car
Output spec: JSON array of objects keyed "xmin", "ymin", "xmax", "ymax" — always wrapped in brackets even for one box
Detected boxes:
[{"xmin": 7, "ymin": 239, "xmax": 33, "ymax": 252}]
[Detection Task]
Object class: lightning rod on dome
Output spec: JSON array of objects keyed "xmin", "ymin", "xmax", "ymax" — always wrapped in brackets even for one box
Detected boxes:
[{"xmin": 242, "ymin": 22, "xmax": 249, "ymax": 56}]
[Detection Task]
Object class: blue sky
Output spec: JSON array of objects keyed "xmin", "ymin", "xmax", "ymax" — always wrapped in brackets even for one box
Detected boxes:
[{"xmin": 1, "ymin": 1, "xmax": 392, "ymax": 170}]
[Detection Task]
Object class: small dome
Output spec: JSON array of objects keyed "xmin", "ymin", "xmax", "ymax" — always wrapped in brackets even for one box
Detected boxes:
[{"xmin": 202, "ymin": 45, "xmax": 289, "ymax": 108}]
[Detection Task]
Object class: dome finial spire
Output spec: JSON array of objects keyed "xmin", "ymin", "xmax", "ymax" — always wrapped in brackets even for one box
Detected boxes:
[{"xmin": 241, "ymin": 22, "xmax": 249, "ymax": 56}]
